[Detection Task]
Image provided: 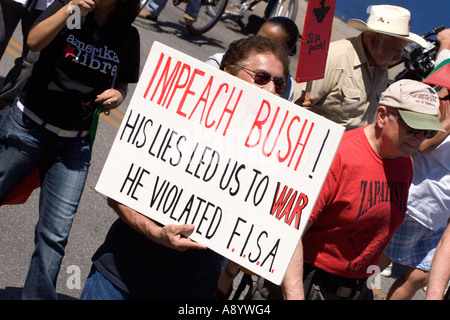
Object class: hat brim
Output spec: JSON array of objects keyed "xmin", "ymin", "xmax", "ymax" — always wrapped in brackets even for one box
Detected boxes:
[
  {"xmin": 398, "ymin": 109, "xmax": 445, "ymax": 132},
  {"xmin": 347, "ymin": 19, "xmax": 428, "ymax": 48}
]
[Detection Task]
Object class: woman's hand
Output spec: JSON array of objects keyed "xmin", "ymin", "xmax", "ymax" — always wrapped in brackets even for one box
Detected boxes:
[
  {"xmin": 69, "ymin": 0, "xmax": 98, "ymax": 16},
  {"xmin": 95, "ymin": 87, "xmax": 126, "ymax": 114}
]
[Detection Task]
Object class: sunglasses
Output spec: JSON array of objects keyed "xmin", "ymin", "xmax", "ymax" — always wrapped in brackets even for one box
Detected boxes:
[
  {"xmin": 241, "ymin": 68, "xmax": 287, "ymax": 95},
  {"xmin": 439, "ymin": 94, "xmax": 450, "ymax": 101},
  {"xmin": 388, "ymin": 108, "xmax": 438, "ymax": 139}
]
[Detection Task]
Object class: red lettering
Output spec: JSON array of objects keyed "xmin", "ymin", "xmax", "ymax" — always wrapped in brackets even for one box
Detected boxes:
[
  {"xmin": 245, "ymin": 100, "xmax": 315, "ymax": 172},
  {"xmin": 245, "ymin": 100, "xmax": 271, "ymax": 148},
  {"xmin": 189, "ymin": 75, "xmax": 214, "ymax": 123},
  {"xmin": 270, "ymin": 183, "xmax": 293, "ymax": 217},
  {"xmin": 141, "ymin": 53, "xmax": 244, "ymax": 137},
  {"xmin": 165, "ymin": 63, "xmax": 191, "ymax": 110},
  {"xmin": 205, "ymin": 83, "xmax": 229, "ymax": 129},
  {"xmin": 288, "ymin": 121, "xmax": 314, "ymax": 171},
  {"xmin": 270, "ymin": 182, "xmax": 309, "ymax": 230},
  {"xmin": 177, "ymin": 68, "xmax": 205, "ymax": 117},
  {"xmin": 287, "ymin": 193, "xmax": 308, "ymax": 230},
  {"xmin": 151, "ymin": 58, "xmax": 182, "ymax": 107},
  {"xmin": 262, "ymin": 107, "xmax": 288, "ymax": 157},
  {"xmin": 215, "ymin": 87, "xmax": 241, "ymax": 136},
  {"xmin": 276, "ymin": 190, "xmax": 297, "ymax": 221},
  {"xmin": 143, "ymin": 52, "xmax": 165, "ymax": 99},
  {"xmin": 278, "ymin": 116, "xmax": 300, "ymax": 162}
]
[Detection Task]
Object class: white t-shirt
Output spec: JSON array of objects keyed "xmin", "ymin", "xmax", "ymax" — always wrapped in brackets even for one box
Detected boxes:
[
  {"xmin": 436, "ymin": 49, "xmax": 450, "ymax": 66},
  {"xmin": 407, "ymin": 135, "xmax": 450, "ymax": 230}
]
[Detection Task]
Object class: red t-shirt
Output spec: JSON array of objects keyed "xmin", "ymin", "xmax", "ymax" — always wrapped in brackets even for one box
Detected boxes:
[{"xmin": 303, "ymin": 126, "xmax": 413, "ymax": 278}]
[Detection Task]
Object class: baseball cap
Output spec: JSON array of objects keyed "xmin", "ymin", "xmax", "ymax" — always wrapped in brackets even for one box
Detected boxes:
[{"xmin": 379, "ymin": 79, "xmax": 445, "ymax": 132}]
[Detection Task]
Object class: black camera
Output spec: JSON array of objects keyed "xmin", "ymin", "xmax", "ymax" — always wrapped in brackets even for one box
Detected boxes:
[{"xmin": 394, "ymin": 25, "xmax": 445, "ymax": 81}]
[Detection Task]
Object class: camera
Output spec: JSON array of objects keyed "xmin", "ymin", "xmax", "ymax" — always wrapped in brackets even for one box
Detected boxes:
[{"xmin": 393, "ymin": 25, "xmax": 445, "ymax": 81}]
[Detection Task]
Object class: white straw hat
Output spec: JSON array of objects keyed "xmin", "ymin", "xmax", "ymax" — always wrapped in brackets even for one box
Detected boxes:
[{"xmin": 347, "ymin": 5, "xmax": 427, "ymax": 47}]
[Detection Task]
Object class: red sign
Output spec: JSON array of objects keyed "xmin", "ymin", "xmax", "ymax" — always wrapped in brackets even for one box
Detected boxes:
[
  {"xmin": 424, "ymin": 59, "xmax": 450, "ymax": 89},
  {"xmin": 296, "ymin": 0, "xmax": 336, "ymax": 83}
]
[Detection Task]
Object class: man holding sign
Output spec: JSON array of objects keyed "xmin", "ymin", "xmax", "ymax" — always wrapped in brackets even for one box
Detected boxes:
[
  {"xmin": 80, "ymin": 36, "xmax": 292, "ymax": 300},
  {"xmin": 294, "ymin": 5, "xmax": 427, "ymax": 131}
]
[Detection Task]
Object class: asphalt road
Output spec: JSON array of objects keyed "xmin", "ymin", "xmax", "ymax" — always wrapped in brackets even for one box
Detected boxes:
[{"xmin": 0, "ymin": 0, "xmax": 424, "ymax": 301}]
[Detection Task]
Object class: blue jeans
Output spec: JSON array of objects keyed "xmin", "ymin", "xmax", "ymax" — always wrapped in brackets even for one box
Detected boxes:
[
  {"xmin": 0, "ymin": 102, "xmax": 92, "ymax": 299},
  {"xmin": 147, "ymin": 0, "xmax": 201, "ymax": 17},
  {"xmin": 80, "ymin": 265, "xmax": 132, "ymax": 300}
]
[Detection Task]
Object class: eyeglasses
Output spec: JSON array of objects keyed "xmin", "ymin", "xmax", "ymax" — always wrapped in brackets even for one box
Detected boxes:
[
  {"xmin": 388, "ymin": 108, "xmax": 438, "ymax": 139},
  {"xmin": 404, "ymin": 125, "xmax": 438, "ymax": 139},
  {"xmin": 241, "ymin": 68, "xmax": 287, "ymax": 95},
  {"xmin": 439, "ymin": 94, "xmax": 450, "ymax": 101}
]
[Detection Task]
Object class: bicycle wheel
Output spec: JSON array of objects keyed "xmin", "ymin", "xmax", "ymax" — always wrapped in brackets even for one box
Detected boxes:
[
  {"xmin": 267, "ymin": 0, "xmax": 298, "ymax": 21},
  {"xmin": 187, "ymin": 0, "xmax": 229, "ymax": 35}
]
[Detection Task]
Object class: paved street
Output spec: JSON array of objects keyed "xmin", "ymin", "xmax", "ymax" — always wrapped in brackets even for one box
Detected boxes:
[{"xmin": 0, "ymin": 0, "xmax": 425, "ymax": 301}]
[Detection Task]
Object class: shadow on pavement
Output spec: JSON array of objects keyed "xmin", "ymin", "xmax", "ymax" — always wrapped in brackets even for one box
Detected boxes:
[
  {"xmin": 134, "ymin": 17, "xmax": 228, "ymax": 51},
  {"xmin": 221, "ymin": 14, "xmax": 266, "ymax": 35}
]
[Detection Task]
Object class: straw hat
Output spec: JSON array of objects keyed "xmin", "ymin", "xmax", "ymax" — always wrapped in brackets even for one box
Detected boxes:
[{"xmin": 347, "ymin": 5, "xmax": 427, "ymax": 48}]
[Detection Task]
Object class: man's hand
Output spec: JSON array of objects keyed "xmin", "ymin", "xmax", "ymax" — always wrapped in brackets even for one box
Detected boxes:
[
  {"xmin": 107, "ymin": 198, "xmax": 207, "ymax": 252},
  {"xmin": 437, "ymin": 28, "xmax": 450, "ymax": 52},
  {"xmin": 294, "ymin": 90, "xmax": 316, "ymax": 110},
  {"xmin": 154, "ymin": 224, "xmax": 208, "ymax": 251}
]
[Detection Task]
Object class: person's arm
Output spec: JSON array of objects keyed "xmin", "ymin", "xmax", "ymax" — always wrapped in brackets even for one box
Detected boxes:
[
  {"xmin": 107, "ymin": 197, "xmax": 207, "ymax": 251},
  {"xmin": 426, "ymin": 224, "xmax": 450, "ymax": 300},
  {"xmin": 216, "ymin": 260, "xmax": 241, "ymax": 298},
  {"xmin": 280, "ymin": 154, "xmax": 338, "ymax": 300},
  {"xmin": 27, "ymin": 0, "xmax": 97, "ymax": 52},
  {"xmin": 281, "ymin": 239, "xmax": 305, "ymax": 299},
  {"xmin": 293, "ymin": 41, "xmax": 341, "ymax": 109},
  {"xmin": 417, "ymin": 90, "xmax": 450, "ymax": 153},
  {"xmin": 437, "ymin": 28, "xmax": 450, "ymax": 56}
]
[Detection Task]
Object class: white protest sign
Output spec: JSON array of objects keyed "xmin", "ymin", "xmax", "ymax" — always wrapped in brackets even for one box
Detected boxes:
[{"xmin": 95, "ymin": 41, "xmax": 345, "ymax": 285}]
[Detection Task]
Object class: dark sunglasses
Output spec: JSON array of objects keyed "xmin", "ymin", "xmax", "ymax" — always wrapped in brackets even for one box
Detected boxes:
[
  {"xmin": 439, "ymin": 93, "xmax": 450, "ymax": 101},
  {"xmin": 241, "ymin": 68, "xmax": 287, "ymax": 95},
  {"xmin": 388, "ymin": 108, "xmax": 438, "ymax": 139},
  {"xmin": 404, "ymin": 125, "xmax": 438, "ymax": 139}
]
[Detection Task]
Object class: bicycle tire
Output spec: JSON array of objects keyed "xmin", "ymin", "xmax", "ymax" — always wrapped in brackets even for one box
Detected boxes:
[
  {"xmin": 267, "ymin": 0, "xmax": 298, "ymax": 21},
  {"xmin": 187, "ymin": 0, "xmax": 228, "ymax": 35}
]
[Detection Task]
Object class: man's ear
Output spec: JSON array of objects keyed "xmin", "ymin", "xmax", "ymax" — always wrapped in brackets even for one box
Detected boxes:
[{"xmin": 376, "ymin": 105, "xmax": 389, "ymax": 128}]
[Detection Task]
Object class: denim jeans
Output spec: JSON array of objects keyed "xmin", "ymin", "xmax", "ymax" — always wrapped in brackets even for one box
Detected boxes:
[
  {"xmin": 147, "ymin": 0, "xmax": 201, "ymax": 17},
  {"xmin": 80, "ymin": 265, "xmax": 132, "ymax": 300},
  {"xmin": 0, "ymin": 0, "xmax": 44, "ymax": 59},
  {"xmin": 0, "ymin": 102, "xmax": 92, "ymax": 299}
]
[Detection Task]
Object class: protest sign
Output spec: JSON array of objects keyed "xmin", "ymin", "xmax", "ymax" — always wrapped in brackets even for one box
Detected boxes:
[
  {"xmin": 95, "ymin": 41, "xmax": 345, "ymax": 285},
  {"xmin": 296, "ymin": 0, "xmax": 336, "ymax": 83}
]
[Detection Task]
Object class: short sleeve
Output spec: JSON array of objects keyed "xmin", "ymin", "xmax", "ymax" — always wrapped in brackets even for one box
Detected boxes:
[{"xmin": 117, "ymin": 27, "xmax": 140, "ymax": 84}]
